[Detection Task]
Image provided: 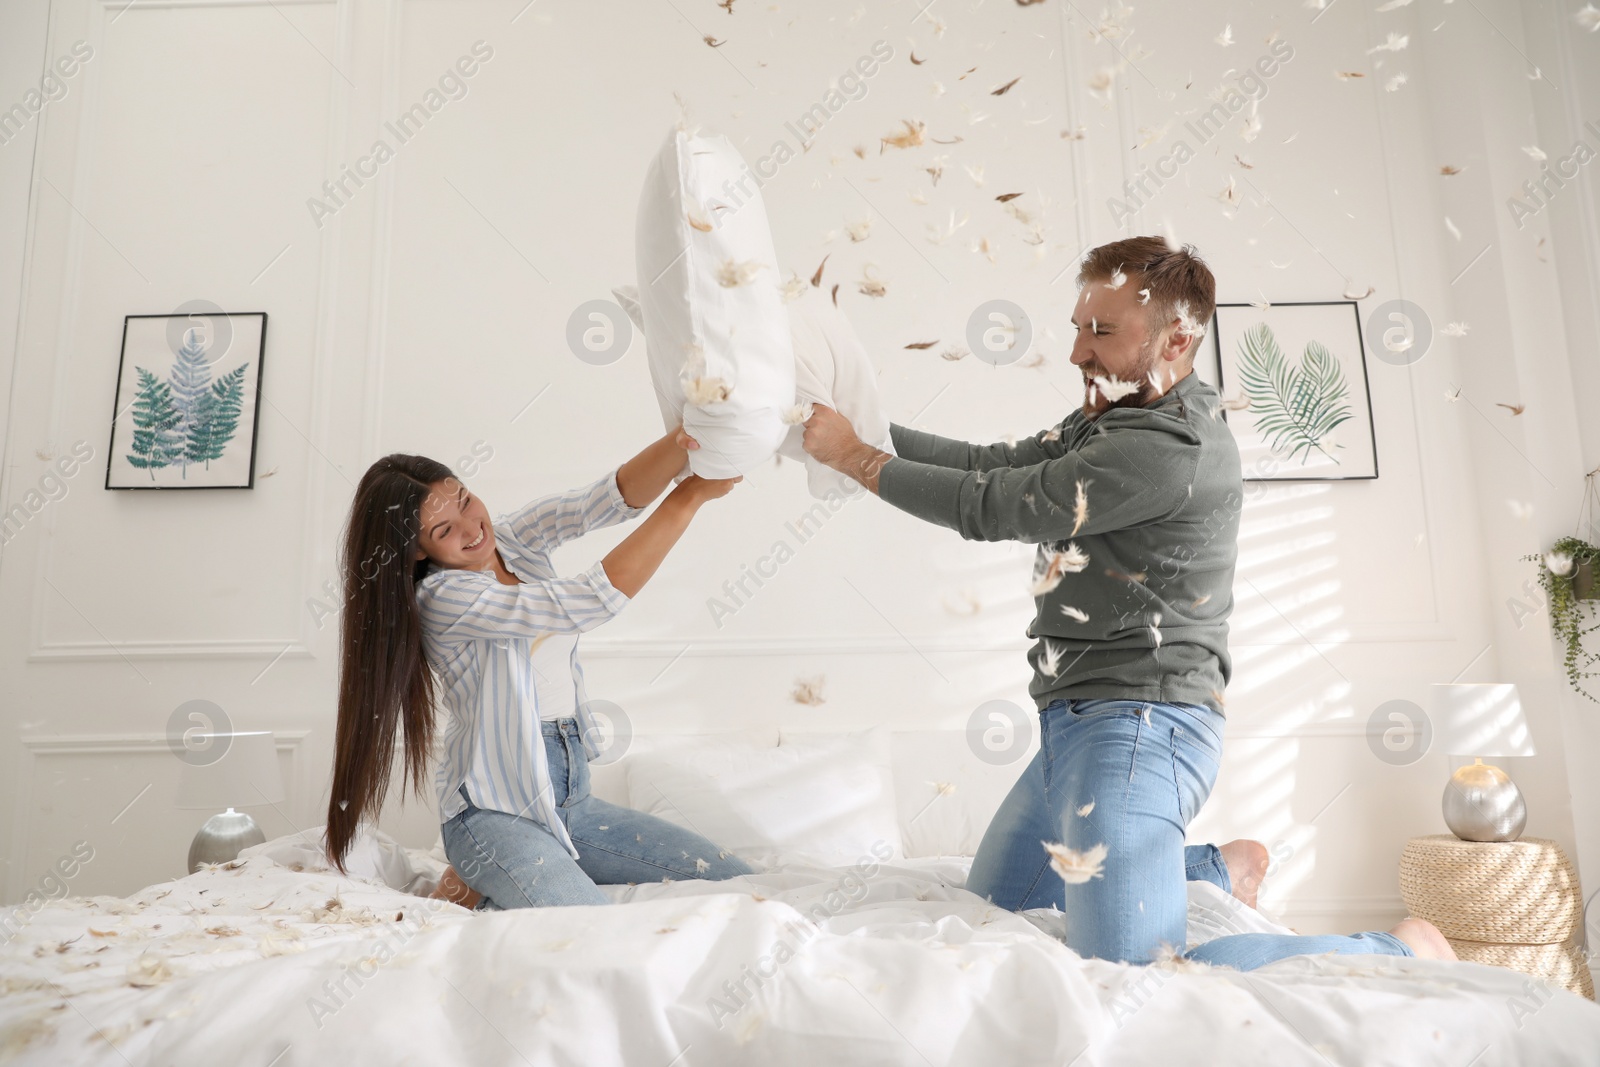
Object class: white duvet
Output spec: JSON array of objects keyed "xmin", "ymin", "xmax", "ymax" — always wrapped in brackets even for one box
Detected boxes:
[{"xmin": 2, "ymin": 841, "xmax": 1597, "ymax": 1066}]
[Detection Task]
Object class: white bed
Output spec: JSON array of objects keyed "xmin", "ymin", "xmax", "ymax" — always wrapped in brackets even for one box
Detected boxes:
[
  {"xmin": 6, "ymin": 728, "xmax": 1600, "ymax": 1065},
  {"xmin": 3, "ymin": 826, "xmax": 1598, "ymax": 1066}
]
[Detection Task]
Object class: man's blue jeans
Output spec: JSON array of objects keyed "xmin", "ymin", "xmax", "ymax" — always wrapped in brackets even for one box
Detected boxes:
[{"xmin": 965, "ymin": 698, "xmax": 1412, "ymax": 970}]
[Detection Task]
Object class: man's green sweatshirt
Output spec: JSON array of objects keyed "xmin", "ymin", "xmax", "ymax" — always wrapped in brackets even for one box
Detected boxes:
[{"xmin": 877, "ymin": 371, "xmax": 1243, "ymax": 714}]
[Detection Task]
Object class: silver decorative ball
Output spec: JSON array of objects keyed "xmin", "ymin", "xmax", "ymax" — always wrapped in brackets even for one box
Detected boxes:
[
  {"xmin": 1443, "ymin": 762, "xmax": 1527, "ymax": 842},
  {"xmin": 187, "ymin": 810, "xmax": 266, "ymax": 873}
]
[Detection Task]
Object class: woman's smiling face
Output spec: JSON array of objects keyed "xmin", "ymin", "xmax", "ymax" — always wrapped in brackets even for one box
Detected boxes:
[{"xmin": 412, "ymin": 477, "xmax": 496, "ymax": 569}]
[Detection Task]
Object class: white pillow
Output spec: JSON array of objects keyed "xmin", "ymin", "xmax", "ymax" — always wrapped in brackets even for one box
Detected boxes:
[
  {"xmin": 611, "ymin": 285, "xmax": 897, "ymax": 499},
  {"xmin": 890, "ymin": 730, "xmax": 1038, "ymax": 858},
  {"xmin": 632, "ymin": 124, "xmax": 795, "ymax": 479},
  {"xmin": 625, "ymin": 726, "xmax": 902, "ymax": 866},
  {"xmin": 239, "ymin": 825, "xmax": 445, "ymax": 896},
  {"xmin": 775, "ymin": 291, "xmax": 897, "ymax": 498}
]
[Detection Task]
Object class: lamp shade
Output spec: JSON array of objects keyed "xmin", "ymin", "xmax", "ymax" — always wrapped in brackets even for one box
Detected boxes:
[
  {"xmin": 1429, "ymin": 684, "xmax": 1536, "ymax": 758},
  {"xmin": 174, "ymin": 731, "xmax": 285, "ymax": 810}
]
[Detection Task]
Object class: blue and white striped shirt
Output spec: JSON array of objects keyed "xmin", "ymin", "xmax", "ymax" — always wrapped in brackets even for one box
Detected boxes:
[{"xmin": 416, "ymin": 468, "xmax": 643, "ymax": 858}]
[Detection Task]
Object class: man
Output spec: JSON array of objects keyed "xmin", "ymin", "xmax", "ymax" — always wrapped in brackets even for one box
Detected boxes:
[{"xmin": 802, "ymin": 236, "xmax": 1453, "ymax": 968}]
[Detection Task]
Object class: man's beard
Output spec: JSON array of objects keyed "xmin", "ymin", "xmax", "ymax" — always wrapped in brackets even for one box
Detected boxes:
[{"xmin": 1080, "ymin": 339, "xmax": 1164, "ymax": 418}]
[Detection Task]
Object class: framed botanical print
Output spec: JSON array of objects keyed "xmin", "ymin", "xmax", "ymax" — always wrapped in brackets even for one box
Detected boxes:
[
  {"xmin": 105, "ymin": 311, "xmax": 267, "ymax": 490},
  {"xmin": 1204, "ymin": 301, "xmax": 1378, "ymax": 481}
]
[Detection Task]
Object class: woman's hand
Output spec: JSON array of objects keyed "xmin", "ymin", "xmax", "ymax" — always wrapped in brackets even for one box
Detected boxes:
[
  {"xmin": 674, "ymin": 426, "xmax": 700, "ymax": 452},
  {"xmin": 676, "ymin": 473, "xmax": 742, "ymax": 503}
]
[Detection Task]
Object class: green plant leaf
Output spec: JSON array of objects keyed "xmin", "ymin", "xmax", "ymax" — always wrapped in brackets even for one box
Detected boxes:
[{"xmin": 1234, "ymin": 324, "xmax": 1355, "ymax": 465}]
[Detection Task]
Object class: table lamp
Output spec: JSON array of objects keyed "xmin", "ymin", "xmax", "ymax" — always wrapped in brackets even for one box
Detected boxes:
[
  {"xmin": 174, "ymin": 731, "xmax": 284, "ymax": 873},
  {"xmin": 1430, "ymin": 683, "xmax": 1536, "ymax": 842}
]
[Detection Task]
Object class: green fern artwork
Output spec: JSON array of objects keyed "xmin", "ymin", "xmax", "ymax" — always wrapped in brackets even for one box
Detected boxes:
[
  {"xmin": 1234, "ymin": 322, "xmax": 1355, "ymax": 466},
  {"xmin": 125, "ymin": 328, "xmax": 248, "ymax": 479}
]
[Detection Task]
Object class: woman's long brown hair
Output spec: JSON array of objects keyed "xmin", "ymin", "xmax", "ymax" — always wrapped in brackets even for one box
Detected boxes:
[{"xmin": 325, "ymin": 453, "xmax": 455, "ymax": 872}]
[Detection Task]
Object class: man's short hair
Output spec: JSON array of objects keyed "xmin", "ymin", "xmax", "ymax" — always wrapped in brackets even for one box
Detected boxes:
[{"xmin": 1076, "ymin": 236, "xmax": 1216, "ymax": 356}]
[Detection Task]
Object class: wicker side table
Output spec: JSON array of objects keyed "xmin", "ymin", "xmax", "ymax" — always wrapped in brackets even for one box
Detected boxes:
[{"xmin": 1399, "ymin": 834, "xmax": 1593, "ymax": 1000}]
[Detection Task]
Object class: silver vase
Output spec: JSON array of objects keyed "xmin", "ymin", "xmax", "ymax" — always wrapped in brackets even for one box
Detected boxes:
[
  {"xmin": 187, "ymin": 809, "xmax": 267, "ymax": 873},
  {"xmin": 1443, "ymin": 761, "xmax": 1527, "ymax": 842}
]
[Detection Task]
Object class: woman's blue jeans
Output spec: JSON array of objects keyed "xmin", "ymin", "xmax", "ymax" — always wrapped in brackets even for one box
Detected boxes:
[
  {"xmin": 965, "ymin": 698, "xmax": 1412, "ymax": 970},
  {"xmin": 441, "ymin": 717, "xmax": 753, "ymax": 909}
]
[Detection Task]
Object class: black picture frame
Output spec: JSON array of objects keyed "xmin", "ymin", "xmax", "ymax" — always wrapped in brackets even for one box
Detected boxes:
[
  {"xmin": 104, "ymin": 311, "xmax": 268, "ymax": 490},
  {"xmin": 1204, "ymin": 300, "xmax": 1378, "ymax": 482}
]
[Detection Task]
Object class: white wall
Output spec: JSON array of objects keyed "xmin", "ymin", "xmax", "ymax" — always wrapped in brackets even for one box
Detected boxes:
[{"xmin": 2, "ymin": 0, "xmax": 1596, "ymax": 955}]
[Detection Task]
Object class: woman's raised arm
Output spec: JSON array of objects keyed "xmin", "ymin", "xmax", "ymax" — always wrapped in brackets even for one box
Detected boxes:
[{"xmin": 615, "ymin": 425, "xmax": 699, "ymax": 509}]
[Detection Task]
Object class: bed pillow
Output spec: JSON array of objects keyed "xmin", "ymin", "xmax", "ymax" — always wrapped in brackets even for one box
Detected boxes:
[
  {"xmin": 775, "ymin": 291, "xmax": 896, "ymax": 498},
  {"xmin": 889, "ymin": 730, "xmax": 1038, "ymax": 858},
  {"xmin": 610, "ymin": 285, "xmax": 897, "ymax": 499},
  {"xmin": 625, "ymin": 725, "xmax": 902, "ymax": 866},
  {"xmin": 632, "ymin": 124, "xmax": 795, "ymax": 479},
  {"xmin": 240, "ymin": 826, "xmax": 445, "ymax": 896}
]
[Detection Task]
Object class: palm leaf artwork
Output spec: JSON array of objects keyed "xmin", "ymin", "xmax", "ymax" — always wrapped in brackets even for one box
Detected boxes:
[
  {"xmin": 184, "ymin": 364, "xmax": 247, "ymax": 469},
  {"xmin": 125, "ymin": 367, "xmax": 186, "ymax": 478},
  {"xmin": 123, "ymin": 327, "xmax": 248, "ymax": 477},
  {"xmin": 1234, "ymin": 322, "xmax": 1354, "ymax": 466}
]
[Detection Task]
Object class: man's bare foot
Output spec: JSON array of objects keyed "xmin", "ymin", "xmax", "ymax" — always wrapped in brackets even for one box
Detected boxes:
[
  {"xmin": 1218, "ymin": 839, "xmax": 1269, "ymax": 909},
  {"xmin": 1389, "ymin": 917, "xmax": 1458, "ymax": 960},
  {"xmin": 429, "ymin": 865, "xmax": 483, "ymax": 909}
]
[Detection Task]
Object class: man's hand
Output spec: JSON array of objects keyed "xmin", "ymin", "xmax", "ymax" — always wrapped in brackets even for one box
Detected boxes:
[
  {"xmin": 803, "ymin": 404, "xmax": 890, "ymax": 494},
  {"xmin": 801, "ymin": 404, "xmax": 862, "ymax": 467}
]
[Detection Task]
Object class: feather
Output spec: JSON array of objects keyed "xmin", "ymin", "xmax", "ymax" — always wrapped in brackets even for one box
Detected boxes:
[
  {"xmin": 1094, "ymin": 375, "xmax": 1143, "ymax": 401},
  {"xmin": 1031, "ymin": 542, "xmax": 1089, "ymax": 595},
  {"xmin": 991, "ymin": 76, "xmax": 1021, "ymax": 95},
  {"xmin": 1440, "ymin": 164, "xmax": 1463, "ymax": 176},
  {"xmin": 1136, "ymin": 287, "xmax": 1151, "ymax": 305},
  {"xmin": 1076, "ymin": 801, "xmax": 1095, "ymax": 817},
  {"xmin": 1071, "ymin": 479, "xmax": 1090, "ymax": 535},
  {"xmin": 1523, "ymin": 145, "xmax": 1547, "ymax": 161},
  {"xmin": 1578, "ymin": 4, "xmax": 1600, "ymax": 32},
  {"xmin": 1215, "ymin": 23, "xmax": 1234, "ymax": 46},
  {"xmin": 684, "ymin": 378, "xmax": 731, "ymax": 405},
  {"xmin": 881, "ymin": 119, "xmax": 927, "ymax": 150},
  {"xmin": 716, "ymin": 259, "xmax": 765, "ymax": 287},
  {"xmin": 781, "ymin": 402, "xmax": 815, "ymax": 424},
  {"xmin": 1367, "ymin": 31, "xmax": 1409, "ymax": 53},
  {"xmin": 791, "ymin": 675, "xmax": 826, "ymax": 705},
  {"xmin": 1441, "ymin": 321, "xmax": 1469, "ymax": 337},
  {"xmin": 1042, "ymin": 840, "xmax": 1108, "ymax": 884},
  {"xmin": 846, "ymin": 218, "xmax": 873, "ymax": 242},
  {"xmin": 1038, "ymin": 639, "xmax": 1065, "ymax": 677},
  {"xmin": 1061, "ymin": 605, "xmax": 1090, "ymax": 623},
  {"xmin": 1104, "ymin": 266, "xmax": 1128, "ymax": 290},
  {"xmin": 942, "ymin": 589, "xmax": 982, "ymax": 615},
  {"xmin": 857, "ymin": 265, "xmax": 887, "ymax": 298},
  {"xmin": 810, "ymin": 255, "xmax": 828, "ymax": 287}
]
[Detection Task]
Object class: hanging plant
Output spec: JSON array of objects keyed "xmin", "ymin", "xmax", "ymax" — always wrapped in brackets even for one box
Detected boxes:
[{"xmin": 1522, "ymin": 535, "xmax": 1600, "ymax": 704}]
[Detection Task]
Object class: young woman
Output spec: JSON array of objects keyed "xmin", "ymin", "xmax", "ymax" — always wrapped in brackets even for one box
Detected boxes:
[{"xmin": 324, "ymin": 427, "xmax": 754, "ymax": 908}]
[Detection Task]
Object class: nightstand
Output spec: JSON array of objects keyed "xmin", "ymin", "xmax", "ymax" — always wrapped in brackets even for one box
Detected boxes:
[{"xmin": 1399, "ymin": 834, "xmax": 1593, "ymax": 1000}]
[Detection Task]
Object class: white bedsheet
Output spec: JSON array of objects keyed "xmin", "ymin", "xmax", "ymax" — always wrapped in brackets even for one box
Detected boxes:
[{"xmin": 2, "ymin": 847, "xmax": 1596, "ymax": 1065}]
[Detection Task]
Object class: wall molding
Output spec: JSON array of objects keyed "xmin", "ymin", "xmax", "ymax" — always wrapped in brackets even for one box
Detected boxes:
[
  {"xmin": 28, "ymin": 638, "xmax": 310, "ymax": 661},
  {"xmin": 95, "ymin": 0, "xmax": 335, "ymax": 8},
  {"xmin": 20, "ymin": 728, "xmax": 310, "ymax": 756},
  {"xmin": 11, "ymin": 729, "xmax": 312, "ymax": 900}
]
